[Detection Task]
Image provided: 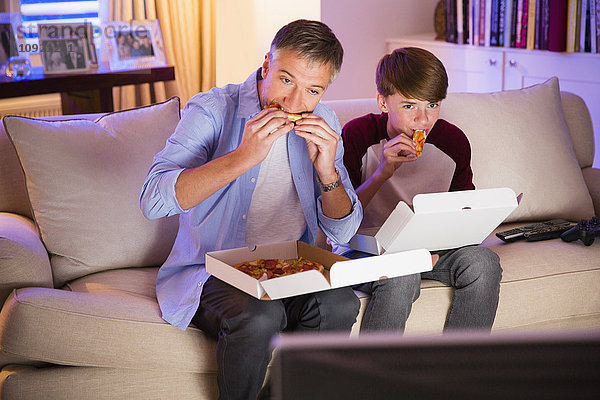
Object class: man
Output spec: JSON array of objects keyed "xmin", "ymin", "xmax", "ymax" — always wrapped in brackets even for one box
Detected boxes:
[
  {"xmin": 339, "ymin": 47, "xmax": 502, "ymax": 333},
  {"xmin": 140, "ymin": 19, "xmax": 362, "ymax": 400}
]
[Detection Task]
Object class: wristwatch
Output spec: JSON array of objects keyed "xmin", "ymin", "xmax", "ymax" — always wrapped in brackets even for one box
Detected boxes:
[{"xmin": 317, "ymin": 169, "xmax": 342, "ymax": 192}]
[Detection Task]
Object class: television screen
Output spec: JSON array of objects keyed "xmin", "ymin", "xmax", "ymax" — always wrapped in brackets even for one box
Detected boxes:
[{"xmin": 270, "ymin": 330, "xmax": 600, "ymax": 400}]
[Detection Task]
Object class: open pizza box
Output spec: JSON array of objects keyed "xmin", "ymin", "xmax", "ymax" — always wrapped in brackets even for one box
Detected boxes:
[
  {"xmin": 350, "ymin": 187, "xmax": 521, "ymax": 255},
  {"xmin": 205, "ymin": 241, "xmax": 432, "ymax": 300}
]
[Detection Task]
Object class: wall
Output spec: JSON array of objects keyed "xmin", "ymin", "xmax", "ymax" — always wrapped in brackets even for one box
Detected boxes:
[
  {"xmin": 321, "ymin": 0, "xmax": 438, "ymax": 100},
  {"xmin": 215, "ymin": 0, "xmax": 320, "ymax": 86}
]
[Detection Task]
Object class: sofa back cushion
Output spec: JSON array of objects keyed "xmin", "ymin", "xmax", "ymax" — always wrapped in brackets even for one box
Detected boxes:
[
  {"xmin": 326, "ymin": 77, "xmax": 594, "ymax": 222},
  {"xmin": 439, "ymin": 77, "xmax": 593, "ymax": 222},
  {"xmin": 3, "ymin": 98, "xmax": 181, "ymax": 287}
]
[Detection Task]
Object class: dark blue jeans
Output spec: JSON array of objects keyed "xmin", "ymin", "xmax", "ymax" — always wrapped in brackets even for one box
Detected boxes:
[
  {"xmin": 349, "ymin": 246, "xmax": 502, "ymax": 332},
  {"xmin": 192, "ymin": 276, "xmax": 360, "ymax": 400}
]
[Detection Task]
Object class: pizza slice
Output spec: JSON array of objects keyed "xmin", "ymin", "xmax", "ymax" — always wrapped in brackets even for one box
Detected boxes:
[{"xmin": 413, "ymin": 129, "xmax": 426, "ymax": 157}]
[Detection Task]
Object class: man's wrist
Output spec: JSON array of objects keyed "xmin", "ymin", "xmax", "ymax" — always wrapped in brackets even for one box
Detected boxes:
[{"xmin": 317, "ymin": 169, "xmax": 342, "ymax": 192}]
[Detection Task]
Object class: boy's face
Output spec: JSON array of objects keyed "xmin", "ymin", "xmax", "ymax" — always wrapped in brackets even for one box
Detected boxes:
[
  {"xmin": 377, "ymin": 92, "xmax": 441, "ymax": 139},
  {"xmin": 258, "ymin": 49, "xmax": 331, "ymax": 114}
]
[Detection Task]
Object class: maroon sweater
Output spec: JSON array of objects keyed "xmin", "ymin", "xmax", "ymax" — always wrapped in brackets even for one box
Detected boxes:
[{"xmin": 341, "ymin": 113, "xmax": 475, "ymax": 192}]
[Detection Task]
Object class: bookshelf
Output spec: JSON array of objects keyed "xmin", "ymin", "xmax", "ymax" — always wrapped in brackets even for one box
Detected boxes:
[{"xmin": 386, "ymin": 33, "xmax": 600, "ymax": 155}]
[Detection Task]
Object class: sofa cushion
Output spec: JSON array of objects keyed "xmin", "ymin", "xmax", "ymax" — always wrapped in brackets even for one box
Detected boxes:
[
  {"xmin": 560, "ymin": 92, "xmax": 596, "ymax": 169},
  {"xmin": 0, "ymin": 123, "xmax": 30, "ymax": 219},
  {"xmin": 0, "ymin": 213, "xmax": 53, "ymax": 305},
  {"xmin": 2, "ymin": 98, "xmax": 181, "ymax": 286},
  {"xmin": 439, "ymin": 77, "xmax": 594, "ymax": 222},
  {"xmin": 0, "ymin": 268, "xmax": 217, "ymax": 373}
]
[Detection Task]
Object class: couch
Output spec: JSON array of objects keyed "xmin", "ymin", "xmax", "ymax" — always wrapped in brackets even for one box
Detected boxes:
[{"xmin": 0, "ymin": 77, "xmax": 599, "ymax": 399}]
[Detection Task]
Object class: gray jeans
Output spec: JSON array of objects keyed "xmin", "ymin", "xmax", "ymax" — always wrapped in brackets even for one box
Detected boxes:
[{"xmin": 349, "ymin": 246, "xmax": 502, "ymax": 332}]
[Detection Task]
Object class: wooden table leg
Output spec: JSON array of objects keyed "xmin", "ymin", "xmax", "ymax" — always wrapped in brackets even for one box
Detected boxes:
[{"xmin": 60, "ymin": 87, "xmax": 114, "ymax": 115}]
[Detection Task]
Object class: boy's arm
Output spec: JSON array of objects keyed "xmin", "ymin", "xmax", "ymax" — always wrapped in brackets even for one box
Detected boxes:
[{"xmin": 354, "ymin": 133, "xmax": 417, "ymax": 209}]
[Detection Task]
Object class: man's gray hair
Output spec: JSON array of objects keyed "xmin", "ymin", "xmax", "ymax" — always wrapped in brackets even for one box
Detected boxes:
[{"xmin": 270, "ymin": 19, "xmax": 344, "ymax": 82}]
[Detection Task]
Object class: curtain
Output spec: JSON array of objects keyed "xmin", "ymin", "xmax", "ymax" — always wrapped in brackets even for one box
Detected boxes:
[{"xmin": 109, "ymin": 0, "xmax": 215, "ymax": 110}]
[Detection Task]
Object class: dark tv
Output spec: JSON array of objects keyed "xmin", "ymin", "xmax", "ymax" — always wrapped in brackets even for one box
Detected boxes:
[{"xmin": 270, "ymin": 330, "xmax": 600, "ymax": 400}]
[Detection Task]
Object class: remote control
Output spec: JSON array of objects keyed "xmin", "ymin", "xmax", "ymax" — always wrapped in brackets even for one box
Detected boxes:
[
  {"xmin": 524, "ymin": 222, "xmax": 574, "ymax": 242},
  {"xmin": 560, "ymin": 217, "xmax": 600, "ymax": 246},
  {"xmin": 496, "ymin": 219, "xmax": 572, "ymax": 242}
]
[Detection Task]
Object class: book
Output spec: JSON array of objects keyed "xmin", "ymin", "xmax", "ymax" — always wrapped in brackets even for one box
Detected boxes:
[
  {"xmin": 491, "ymin": 0, "xmax": 500, "ymax": 45},
  {"xmin": 463, "ymin": 0, "xmax": 471, "ymax": 43},
  {"xmin": 527, "ymin": 0, "xmax": 538, "ymax": 49},
  {"xmin": 486, "ymin": 0, "xmax": 493, "ymax": 45},
  {"xmin": 596, "ymin": 0, "xmax": 600, "ymax": 53},
  {"xmin": 505, "ymin": 0, "xmax": 514, "ymax": 46},
  {"xmin": 519, "ymin": 0, "xmax": 530, "ymax": 48},
  {"xmin": 575, "ymin": 0, "xmax": 582, "ymax": 51},
  {"xmin": 472, "ymin": 0, "xmax": 479, "ymax": 45},
  {"xmin": 540, "ymin": 0, "xmax": 551, "ymax": 49},
  {"xmin": 590, "ymin": 0, "xmax": 597, "ymax": 52},
  {"xmin": 446, "ymin": 0, "xmax": 458, "ymax": 43},
  {"xmin": 512, "ymin": 0, "xmax": 522, "ymax": 46},
  {"xmin": 581, "ymin": 0, "xmax": 589, "ymax": 52},
  {"xmin": 458, "ymin": 0, "xmax": 464, "ymax": 43},
  {"xmin": 516, "ymin": 0, "xmax": 524, "ymax": 46},
  {"xmin": 480, "ymin": 0, "xmax": 488, "ymax": 45},
  {"xmin": 548, "ymin": 0, "xmax": 569, "ymax": 51},
  {"xmin": 499, "ymin": 0, "xmax": 507, "ymax": 46},
  {"xmin": 566, "ymin": 0, "xmax": 579, "ymax": 51}
]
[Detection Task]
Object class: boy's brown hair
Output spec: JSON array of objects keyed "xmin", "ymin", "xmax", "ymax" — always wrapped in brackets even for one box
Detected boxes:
[{"xmin": 376, "ymin": 47, "xmax": 448, "ymax": 102}]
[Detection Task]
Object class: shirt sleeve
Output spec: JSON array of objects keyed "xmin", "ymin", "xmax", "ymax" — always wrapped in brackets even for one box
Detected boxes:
[
  {"xmin": 444, "ymin": 122, "xmax": 476, "ymax": 191},
  {"xmin": 315, "ymin": 106, "xmax": 363, "ymax": 244},
  {"xmin": 341, "ymin": 117, "xmax": 369, "ymax": 190},
  {"xmin": 140, "ymin": 96, "xmax": 221, "ymax": 219}
]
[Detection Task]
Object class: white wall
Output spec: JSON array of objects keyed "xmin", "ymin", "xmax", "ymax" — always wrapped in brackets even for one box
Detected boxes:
[
  {"xmin": 321, "ymin": 0, "xmax": 438, "ymax": 100},
  {"xmin": 216, "ymin": 0, "xmax": 320, "ymax": 86}
]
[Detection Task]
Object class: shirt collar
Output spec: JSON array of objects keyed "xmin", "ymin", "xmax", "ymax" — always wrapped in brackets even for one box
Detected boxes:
[{"xmin": 236, "ymin": 68, "xmax": 263, "ymax": 120}]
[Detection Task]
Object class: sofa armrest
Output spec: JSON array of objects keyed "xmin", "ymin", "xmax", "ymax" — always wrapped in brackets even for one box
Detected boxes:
[
  {"xmin": 582, "ymin": 167, "xmax": 600, "ymax": 217},
  {"xmin": 0, "ymin": 213, "xmax": 53, "ymax": 305}
]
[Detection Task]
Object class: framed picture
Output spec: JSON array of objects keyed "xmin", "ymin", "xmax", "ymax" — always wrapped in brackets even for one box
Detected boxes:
[
  {"xmin": 40, "ymin": 37, "xmax": 89, "ymax": 74},
  {"xmin": 0, "ymin": 13, "xmax": 25, "ymax": 67},
  {"xmin": 104, "ymin": 20, "xmax": 167, "ymax": 70},
  {"xmin": 38, "ymin": 22, "xmax": 98, "ymax": 68}
]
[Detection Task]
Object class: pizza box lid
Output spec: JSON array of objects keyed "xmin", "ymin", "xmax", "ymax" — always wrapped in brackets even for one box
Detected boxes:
[
  {"xmin": 349, "ymin": 187, "xmax": 521, "ymax": 255},
  {"xmin": 205, "ymin": 240, "xmax": 432, "ymax": 300}
]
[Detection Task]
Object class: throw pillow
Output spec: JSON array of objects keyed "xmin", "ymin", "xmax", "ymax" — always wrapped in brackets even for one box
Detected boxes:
[
  {"xmin": 3, "ymin": 98, "xmax": 181, "ymax": 286},
  {"xmin": 439, "ymin": 77, "xmax": 594, "ymax": 222}
]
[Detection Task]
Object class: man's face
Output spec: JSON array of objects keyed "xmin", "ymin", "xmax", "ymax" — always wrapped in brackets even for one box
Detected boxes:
[
  {"xmin": 258, "ymin": 49, "xmax": 331, "ymax": 114},
  {"xmin": 377, "ymin": 92, "xmax": 441, "ymax": 139}
]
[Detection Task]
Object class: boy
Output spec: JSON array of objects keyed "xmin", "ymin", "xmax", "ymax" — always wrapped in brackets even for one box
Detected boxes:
[{"xmin": 340, "ymin": 47, "xmax": 502, "ymax": 332}]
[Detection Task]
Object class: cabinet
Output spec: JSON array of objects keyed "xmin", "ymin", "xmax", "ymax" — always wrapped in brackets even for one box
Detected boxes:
[{"xmin": 386, "ymin": 34, "xmax": 600, "ymax": 168}]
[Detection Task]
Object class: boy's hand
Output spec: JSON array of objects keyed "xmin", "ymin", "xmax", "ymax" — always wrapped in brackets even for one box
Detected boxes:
[
  {"xmin": 293, "ymin": 113, "xmax": 339, "ymax": 182},
  {"xmin": 376, "ymin": 133, "xmax": 418, "ymax": 180}
]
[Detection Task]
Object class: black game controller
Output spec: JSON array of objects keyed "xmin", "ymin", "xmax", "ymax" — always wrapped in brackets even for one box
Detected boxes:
[{"xmin": 560, "ymin": 217, "xmax": 600, "ymax": 246}]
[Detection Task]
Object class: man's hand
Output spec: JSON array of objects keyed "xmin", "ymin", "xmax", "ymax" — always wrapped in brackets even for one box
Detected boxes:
[
  {"xmin": 174, "ymin": 108, "xmax": 294, "ymax": 211},
  {"xmin": 293, "ymin": 113, "xmax": 339, "ymax": 181},
  {"xmin": 236, "ymin": 107, "xmax": 295, "ymax": 164},
  {"xmin": 293, "ymin": 113, "xmax": 352, "ymax": 219},
  {"xmin": 376, "ymin": 133, "xmax": 418, "ymax": 180}
]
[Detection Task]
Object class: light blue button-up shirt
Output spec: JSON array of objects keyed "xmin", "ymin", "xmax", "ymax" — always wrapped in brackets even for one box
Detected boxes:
[{"xmin": 140, "ymin": 69, "xmax": 363, "ymax": 330}]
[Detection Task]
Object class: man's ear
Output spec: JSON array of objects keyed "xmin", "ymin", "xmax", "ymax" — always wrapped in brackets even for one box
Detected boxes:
[
  {"xmin": 261, "ymin": 53, "xmax": 270, "ymax": 79},
  {"xmin": 376, "ymin": 93, "xmax": 388, "ymax": 113}
]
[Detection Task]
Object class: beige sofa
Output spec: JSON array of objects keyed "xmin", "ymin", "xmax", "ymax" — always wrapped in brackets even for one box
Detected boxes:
[{"xmin": 1, "ymin": 77, "xmax": 599, "ymax": 399}]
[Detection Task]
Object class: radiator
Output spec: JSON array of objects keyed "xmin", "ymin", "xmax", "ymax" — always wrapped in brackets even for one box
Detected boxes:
[{"xmin": 0, "ymin": 94, "xmax": 63, "ymax": 118}]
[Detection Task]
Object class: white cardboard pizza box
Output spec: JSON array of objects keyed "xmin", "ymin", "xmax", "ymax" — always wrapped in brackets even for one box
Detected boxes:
[
  {"xmin": 349, "ymin": 187, "xmax": 520, "ymax": 255},
  {"xmin": 205, "ymin": 240, "xmax": 432, "ymax": 300}
]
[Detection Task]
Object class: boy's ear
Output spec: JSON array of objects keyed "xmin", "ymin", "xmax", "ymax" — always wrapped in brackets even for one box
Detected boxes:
[{"xmin": 376, "ymin": 93, "xmax": 388, "ymax": 113}]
